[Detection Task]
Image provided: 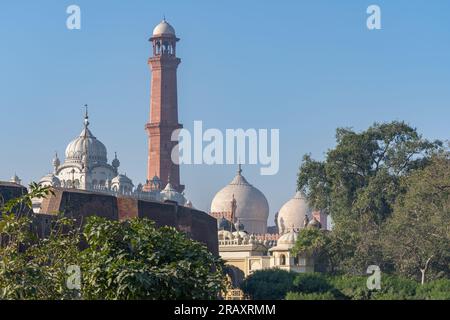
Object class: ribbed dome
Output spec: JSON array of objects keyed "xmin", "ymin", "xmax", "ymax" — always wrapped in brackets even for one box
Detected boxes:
[
  {"xmin": 153, "ymin": 19, "xmax": 176, "ymax": 36},
  {"xmin": 210, "ymin": 167, "xmax": 269, "ymax": 234},
  {"xmin": 65, "ymin": 127, "xmax": 108, "ymax": 165},
  {"xmin": 269, "ymin": 229, "xmax": 298, "ymax": 252},
  {"xmin": 277, "ymin": 191, "xmax": 311, "ymax": 234}
]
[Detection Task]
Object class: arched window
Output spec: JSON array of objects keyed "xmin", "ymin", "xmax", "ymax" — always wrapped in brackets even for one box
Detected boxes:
[{"xmin": 279, "ymin": 254, "xmax": 286, "ymax": 266}]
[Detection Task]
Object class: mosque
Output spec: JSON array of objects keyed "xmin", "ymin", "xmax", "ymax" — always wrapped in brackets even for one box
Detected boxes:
[
  {"xmin": 32, "ymin": 19, "xmax": 191, "ymax": 213},
  {"xmin": 209, "ymin": 164, "xmax": 327, "ymax": 284},
  {"xmin": 4, "ymin": 19, "xmax": 328, "ymax": 286}
]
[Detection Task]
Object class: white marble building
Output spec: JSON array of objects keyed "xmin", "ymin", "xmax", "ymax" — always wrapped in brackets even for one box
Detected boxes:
[{"xmin": 35, "ymin": 110, "xmax": 192, "ymax": 212}]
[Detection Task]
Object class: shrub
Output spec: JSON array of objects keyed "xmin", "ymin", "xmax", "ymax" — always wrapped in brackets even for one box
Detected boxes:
[
  {"xmin": 328, "ymin": 275, "xmax": 371, "ymax": 300},
  {"xmin": 240, "ymin": 269, "xmax": 297, "ymax": 300},
  {"xmin": 370, "ymin": 275, "xmax": 418, "ymax": 300},
  {"xmin": 416, "ymin": 279, "xmax": 450, "ymax": 300},
  {"xmin": 292, "ymin": 273, "xmax": 333, "ymax": 294},
  {"xmin": 286, "ymin": 291, "xmax": 336, "ymax": 300}
]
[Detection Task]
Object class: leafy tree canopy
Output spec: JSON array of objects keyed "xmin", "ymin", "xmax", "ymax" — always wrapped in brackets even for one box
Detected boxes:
[{"xmin": 0, "ymin": 185, "xmax": 225, "ymax": 300}]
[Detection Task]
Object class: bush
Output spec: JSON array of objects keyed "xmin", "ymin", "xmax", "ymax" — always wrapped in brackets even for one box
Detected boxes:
[
  {"xmin": 292, "ymin": 273, "xmax": 333, "ymax": 294},
  {"xmin": 286, "ymin": 291, "xmax": 336, "ymax": 300},
  {"xmin": 370, "ymin": 275, "xmax": 418, "ymax": 300},
  {"xmin": 1, "ymin": 187, "xmax": 226, "ymax": 300},
  {"xmin": 416, "ymin": 279, "xmax": 450, "ymax": 300},
  {"xmin": 240, "ymin": 269, "xmax": 297, "ymax": 300},
  {"xmin": 328, "ymin": 275, "xmax": 371, "ymax": 300}
]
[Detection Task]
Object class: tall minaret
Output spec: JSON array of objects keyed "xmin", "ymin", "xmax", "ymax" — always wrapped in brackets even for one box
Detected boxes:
[{"xmin": 144, "ymin": 19, "xmax": 184, "ymax": 192}]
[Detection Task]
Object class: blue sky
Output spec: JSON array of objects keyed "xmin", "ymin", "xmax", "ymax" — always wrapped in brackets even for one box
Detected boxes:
[{"xmin": 1, "ymin": 0, "xmax": 449, "ymax": 223}]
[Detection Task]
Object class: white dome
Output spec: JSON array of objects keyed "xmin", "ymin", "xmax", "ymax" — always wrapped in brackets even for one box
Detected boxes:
[
  {"xmin": 277, "ymin": 229, "xmax": 298, "ymax": 245},
  {"xmin": 277, "ymin": 191, "xmax": 311, "ymax": 234},
  {"xmin": 39, "ymin": 173, "xmax": 61, "ymax": 187},
  {"xmin": 210, "ymin": 167, "xmax": 269, "ymax": 234},
  {"xmin": 65, "ymin": 127, "xmax": 108, "ymax": 165},
  {"xmin": 269, "ymin": 229, "xmax": 298, "ymax": 252},
  {"xmin": 111, "ymin": 174, "xmax": 133, "ymax": 185},
  {"xmin": 160, "ymin": 182, "xmax": 187, "ymax": 205},
  {"xmin": 153, "ymin": 20, "xmax": 176, "ymax": 36}
]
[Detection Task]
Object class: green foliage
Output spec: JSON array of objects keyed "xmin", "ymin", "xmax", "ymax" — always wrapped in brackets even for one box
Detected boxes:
[
  {"xmin": 292, "ymin": 273, "xmax": 333, "ymax": 294},
  {"xmin": 291, "ymin": 228, "xmax": 340, "ymax": 273},
  {"xmin": 298, "ymin": 121, "xmax": 440, "ymax": 224},
  {"xmin": 296, "ymin": 121, "xmax": 447, "ymax": 277},
  {"xmin": 382, "ymin": 153, "xmax": 450, "ymax": 283},
  {"xmin": 0, "ymin": 182, "xmax": 54, "ymax": 216},
  {"xmin": 0, "ymin": 184, "xmax": 79, "ymax": 300},
  {"xmin": 0, "ymin": 186, "xmax": 226, "ymax": 300},
  {"xmin": 328, "ymin": 275, "xmax": 371, "ymax": 300},
  {"xmin": 286, "ymin": 291, "xmax": 336, "ymax": 300},
  {"xmin": 287, "ymin": 273, "xmax": 448, "ymax": 300},
  {"xmin": 80, "ymin": 216, "xmax": 225, "ymax": 300},
  {"xmin": 415, "ymin": 279, "xmax": 450, "ymax": 300},
  {"xmin": 370, "ymin": 275, "xmax": 418, "ymax": 300},
  {"xmin": 240, "ymin": 269, "xmax": 297, "ymax": 300}
]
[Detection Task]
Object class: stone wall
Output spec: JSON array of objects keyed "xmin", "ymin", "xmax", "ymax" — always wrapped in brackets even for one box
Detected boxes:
[
  {"xmin": 39, "ymin": 188, "xmax": 218, "ymax": 255},
  {"xmin": 0, "ymin": 181, "xmax": 31, "ymax": 215}
]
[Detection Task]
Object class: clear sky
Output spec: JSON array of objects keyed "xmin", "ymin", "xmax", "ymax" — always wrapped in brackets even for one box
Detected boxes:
[{"xmin": 1, "ymin": 0, "xmax": 449, "ymax": 224}]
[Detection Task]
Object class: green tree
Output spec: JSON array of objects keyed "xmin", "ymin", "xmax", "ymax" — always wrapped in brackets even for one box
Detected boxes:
[
  {"xmin": 298, "ymin": 121, "xmax": 440, "ymax": 224},
  {"xmin": 240, "ymin": 269, "xmax": 297, "ymax": 300},
  {"xmin": 0, "ymin": 184, "xmax": 79, "ymax": 299},
  {"xmin": 80, "ymin": 216, "xmax": 225, "ymax": 300},
  {"xmin": 290, "ymin": 228, "xmax": 338, "ymax": 273},
  {"xmin": 383, "ymin": 153, "xmax": 450, "ymax": 284},
  {"xmin": 0, "ymin": 185, "xmax": 226, "ymax": 300},
  {"xmin": 286, "ymin": 291, "xmax": 336, "ymax": 300},
  {"xmin": 415, "ymin": 279, "xmax": 450, "ymax": 300},
  {"xmin": 297, "ymin": 121, "xmax": 441, "ymax": 273}
]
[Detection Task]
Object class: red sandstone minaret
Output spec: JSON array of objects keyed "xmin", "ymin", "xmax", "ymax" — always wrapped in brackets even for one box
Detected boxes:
[{"xmin": 144, "ymin": 19, "xmax": 184, "ymax": 192}]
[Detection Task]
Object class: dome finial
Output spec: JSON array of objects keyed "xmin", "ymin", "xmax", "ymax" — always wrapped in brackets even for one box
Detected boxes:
[
  {"xmin": 52, "ymin": 151, "xmax": 60, "ymax": 173},
  {"xmin": 83, "ymin": 104, "xmax": 89, "ymax": 128},
  {"xmin": 112, "ymin": 151, "xmax": 120, "ymax": 169},
  {"xmin": 237, "ymin": 163, "xmax": 242, "ymax": 175}
]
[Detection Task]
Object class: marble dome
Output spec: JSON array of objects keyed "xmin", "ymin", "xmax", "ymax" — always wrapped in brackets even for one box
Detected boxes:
[
  {"xmin": 65, "ymin": 127, "xmax": 108, "ymax": 165},
  {"xmin": 111, "ymin": 174, "xmax": 133, "ymax": 185},
  {"xmin": 210, "ymin": 167, "xmax": 269, "ymax": 234},
  {"xmin": 153, "ymin": 19, "xmax": 176, "ymax": 36},
  {"xmin": 269, "ymin": 229, "xmax": 298, "ymax": 251},
  {"xmin": 277, "ymin": 229, "xmax": 298, "ymax": 245},
  {"xmin": 160, "ymin": 181, "xmax": 187, "ymax": 205},
  {"xmin": 39, "ymin": 173, "xmax": 61, "ymax": 187},
  {"xmin": 277, "ymin": 191, "xmax": 311, "ymax": 234}
]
